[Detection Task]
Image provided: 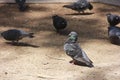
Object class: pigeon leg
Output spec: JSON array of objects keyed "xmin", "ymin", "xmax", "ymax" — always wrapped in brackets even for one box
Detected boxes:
[
  {"xmin": 78, "ymin": 11, "xmax": 81, "ymax": 14},
  {"xmin": 69, "ymin": 59, "xmax": 76, "ymax": 65},
  {"xmin": 69, "ymin": 60, "xmax": 74, "ymax": 63},
  {"xmin": 16, "ymin": 40, "xmax": 19, "ymax": 45},
  {"xmin": 56, "ymin": 29, "xmax": 60, "ymax": 33},
  {"xmin": 82, "ymin": 10, "xmax": 85, "ymax": 14},
  {"xmin": 12, "ymin": 41, "xmax": 17, "ymax": 45},
  {"xmin": 12, "ymin": 41, "xmax": 15, "ymax": 44}
]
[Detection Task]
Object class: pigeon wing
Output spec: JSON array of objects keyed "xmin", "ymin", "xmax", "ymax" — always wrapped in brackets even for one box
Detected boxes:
[
  {"xmin": 64, "ymin": 43, "xmax": 79, "ymax": 58},
  {"xmin": 72, "ymin": 43, "xmax": 93, "ymax": 64}
]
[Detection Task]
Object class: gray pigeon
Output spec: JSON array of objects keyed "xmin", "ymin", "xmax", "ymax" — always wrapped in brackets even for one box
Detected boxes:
[
  {"xmin": 63, "ymin": 0, "xmax": 93, "ymax": 13},
  {"xmin": 108, "ymin": 26, "xmax": 120, "ymax": 44},
  {"xmin": 64, "ymin": 31, "xmax": 93, "ymax": 67},
  {"xmin": 1, "ymin": 29, "xmax": 34, "ymax": 43}
]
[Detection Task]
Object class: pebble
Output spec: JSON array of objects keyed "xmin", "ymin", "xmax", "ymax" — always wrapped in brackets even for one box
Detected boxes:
[{"xmin": 5, "ymin": 72, "xmax": 8, "ymax": 75}]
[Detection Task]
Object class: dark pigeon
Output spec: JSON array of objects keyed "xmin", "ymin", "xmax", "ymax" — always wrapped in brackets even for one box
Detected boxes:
[
  {"xmin": 15, "ymin": 0, "xmax": 28, "ymax": 11},
  {"xmin": 107, "ymin": 13, "xmax": 120, "ymax": 26},
  {"xmin": 52, "ymin": 15, "xmax": 67, "ymax": 32},
  {"xmin": 108, "ymin": 26, "xmax": 120, "ymax": 44},
  {"xmin": 64, "ymin": 31, "xmax": 93, "ymax": 67},
  {"xmin": 63, "ymin": 0, "xmax": 93, "ymax": 13},
  {"xmin": 1, "ymin": 29, "xmax": 34, "ymax": 43}
]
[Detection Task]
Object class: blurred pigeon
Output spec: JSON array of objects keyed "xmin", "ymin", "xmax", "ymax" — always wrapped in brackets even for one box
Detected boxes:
[
  {"xmin": 52, "ymin": 15, "xmax": 67, "ymax": 32},
  {"xmin": 107, "ymin": 13, "xmax": 120, "ymax": 26},
  {"xmin": 63, "ymin": 0, "xmax": 93, "ymax": 13},
  {"xmin": 108, "ymin": 26, "xmax": 120, "ymax": 44},
  {"xmin": 64, "ymin": 31, "xmax": 93, "ymax": 67},
  {"xmin": 15, "ymin": 0, "xmax": 28, "ymax": 11},
  {"xmin": 1, "ymin": 29, "xmax": 34, "ymax": 43}
]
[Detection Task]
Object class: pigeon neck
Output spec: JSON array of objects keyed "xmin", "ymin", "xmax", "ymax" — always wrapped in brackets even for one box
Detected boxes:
[{"xmin": 65, "ymin": 38, "xmax": 77, "ymax": 44}]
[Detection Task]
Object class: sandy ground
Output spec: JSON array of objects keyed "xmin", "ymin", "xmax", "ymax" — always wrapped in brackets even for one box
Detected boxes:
[{"xmin": 0, "ymin": 3, "xmax": 120, "ymax": 80}]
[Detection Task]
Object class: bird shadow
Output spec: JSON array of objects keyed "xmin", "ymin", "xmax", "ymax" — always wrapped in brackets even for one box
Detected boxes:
[
  {"xmin": 111, "ymin": 43, "xmax": 120, "ymax": 46},
  {"xmin": 7, "ymin": 3, "xmax": 30, "ymax": 12},
  {"xmin": 29, "ymin": 5, "xmax": 49, "ymax": 12},
  {"xmin": 57, "ymin": 29, "xmax": 71, "ymax": 36},
  {"xmin": 70, "ymin": 60, "xmax": 94, "ymax": 68},
  {"xmin": 65, "ymin": 12, "xmax": 94, "ymax": 15},
  {"xmin": 5, "ymin": 42, "xmax": 40, "ymax": 48}
]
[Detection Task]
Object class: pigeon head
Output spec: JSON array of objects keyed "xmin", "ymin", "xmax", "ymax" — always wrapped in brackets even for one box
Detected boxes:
[
  {"xmin": 52, "ymin": 15, "xmax": 58, "ymax": 19},
  {"xmin": 68, "ymin": 31, "xmax": 78, "ymax": 43},
  {"xmin": 106, "ymin": 13, "xmax": 112, "ymax": 20},
  {"xmin": 1, "ymin": 32, "xmax": 4, "ymax": 37},
  {"xmin": 106, "ymin": 13, "xmax": 120, "ymax": 20},
  {"xmin": 106, "ymin": 13, "xmax": 120, "ymax": 26}
]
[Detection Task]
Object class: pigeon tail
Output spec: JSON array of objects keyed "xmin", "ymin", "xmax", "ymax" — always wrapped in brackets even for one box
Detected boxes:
[
  {"xmin": 28, "ymin": 33, "xmax": 34, "ymax": 38},
  {"xmin": 87, "ymin": 63, "xmax": 94, "ymax": 68},
  {"xmin": 87, "ymin": 3, "xmax": 93, "ymax": 10}
]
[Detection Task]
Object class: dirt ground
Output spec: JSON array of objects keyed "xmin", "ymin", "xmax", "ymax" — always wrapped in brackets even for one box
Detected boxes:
[{"xmin": 0, "ymin": 2, "xmax": 120, "ymax": 80}]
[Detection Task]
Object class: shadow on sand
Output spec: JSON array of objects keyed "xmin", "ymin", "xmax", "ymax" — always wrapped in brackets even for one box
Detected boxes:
[
  {"xmin": 55, "ymin": 29, "xmax": 71, "ymax": 36},
  {"xmin": 65, "ymin": 12, "xmax": 94, "ymax": 15},
  {"xmin": 5, "ymin": 42, "xmax": 40, "ymax": 48}
]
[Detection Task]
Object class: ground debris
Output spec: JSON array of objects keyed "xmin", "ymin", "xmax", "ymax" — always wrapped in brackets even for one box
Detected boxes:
[{"xmin": 37, "ymin": 75, "xmax": 55, "ymax": 79}]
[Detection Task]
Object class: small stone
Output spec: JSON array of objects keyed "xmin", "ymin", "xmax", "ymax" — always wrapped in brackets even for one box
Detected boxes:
[
  {"xmin": 114, "ymin": 73, "xmax": 117, "ymax": 75},
  {"xmin": 43, "ymin": 62, "xmax": 49, "ymax": 65},
  {"xmin": 5, "ymin": 72, "xmax": 8, "ymax": 75},
  {"xmin": 81, "ymin": 71, "xmax": 83, "ymax": 73},
  {"xmin": 25, "ymin": 19, "xmax": 29, "ymax": 22}
]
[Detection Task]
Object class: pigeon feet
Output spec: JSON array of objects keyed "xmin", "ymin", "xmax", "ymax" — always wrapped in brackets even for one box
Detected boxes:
[{"xmin": 69, "ymin": 60, "xmax": 76, "ymax": 65}]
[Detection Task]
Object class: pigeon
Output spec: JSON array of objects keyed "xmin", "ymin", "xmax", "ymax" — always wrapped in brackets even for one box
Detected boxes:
[
  {"xmin": 63, "ymin": 0, "xmax": 93, "ymax": 13},
  {"xmin": 15, "ymin": 0, "xmax": 28, "ymax": 11},
  {"xmin": 1, "ymin": 29, "xmax": 34, "ymax": 43},
  {"xmin": 64, "ymin": 31, "xmax": 93, "ymax": 67},
  {"xmin": 108, "ymin": 26, "xmax": 120, "ymax": 44},
  {"xmin": 52, "ymin": 15, "xmax": 67, "ymax": 32},
  {"xmin": 107, "ymin": 13, "xmax": 120, "ymax": 26}
]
